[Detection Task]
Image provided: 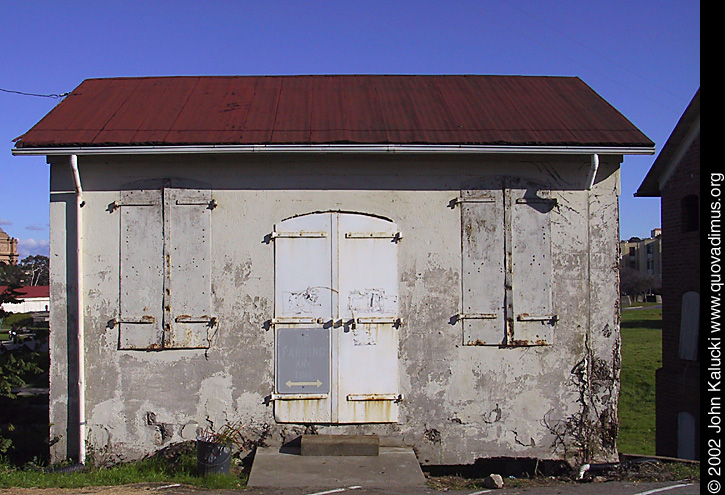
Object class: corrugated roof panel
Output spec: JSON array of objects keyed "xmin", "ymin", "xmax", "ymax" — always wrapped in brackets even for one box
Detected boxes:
[
  {"xmin": 378, "ymin": 76, "xmax": 460, "ymax": 143},
  {"xmin": 93, "ymin": 78, "xmax": 192, "ymax": 144},
  {"xmin": 14, "ymin": 75, "xmax": 654, "ymax": 149},
  {"xmin": 310, "ymin": 76, "xmax": 388, "ymax": 143},
  {"xmin": 128, "ymin": 78, "xmax": 200, "ymax": 144},
  {"xmin": 20, "ymin": 78, "xmax": 141, "ymax": 145},
  {"xmin": 269, "ymin": 76, "xmax": 313, "ymax": 144},
  {"xmin": 165, "ymin": 77, "xmax": 255, "ymax": 144},
  {"xmin": 238, "ymin": 77, "xmax": 282, "ymax": 144}
]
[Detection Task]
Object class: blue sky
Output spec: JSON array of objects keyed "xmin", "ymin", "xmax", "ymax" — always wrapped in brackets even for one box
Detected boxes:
[{"xmin": 0, "ymin": 1, "xmax": 700, "ymax": 257}]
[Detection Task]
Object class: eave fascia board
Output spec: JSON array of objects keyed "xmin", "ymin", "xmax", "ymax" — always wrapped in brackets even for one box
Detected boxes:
[{"xmin": 12, "ymin": 144, "xmax": 656, "ymax": 156}]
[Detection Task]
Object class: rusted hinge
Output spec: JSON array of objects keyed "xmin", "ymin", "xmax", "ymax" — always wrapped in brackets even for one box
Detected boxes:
[
  {"xmin": 516, "ymin": 314, "xmax": 559, "ymax": 323},
  {"xmin": 270, "ymin": 393, "xmax": 328, "ymax": 400},
  {"xmin": 515, "ymin": 198, "xmax": 557, "ymax": 205},
  {"xmin": 454, "ymin": 313, "xmax": 497, "ymax": 322},
  {"xmin": 344, "ymin": 232, "xmax": 403, "ymax": 242},
  {"xmin": 451, "ymin": 197, "xmax": 496, "ymax": 207},
  {"xmin": 175, "ymin": 315, "xmax": 218, "ymax": 325},
  {"xmin": 175, "ymin": 198, "xmax": 218, "ymax": 209},
  {"xmin": 269, "ymin": 231, "xmax": 328, "ymax": 239},
  {"xmin": 355, "ymin": 316, "xmax": 404, "ymax": 327},
  {"xmin": 108, "ymin": 200, "xmax": 158, "ymax": 211},
  {"xmin": 270, "ymin": 316, "xmax": 327, "ymax": 326},
  {"xmin": 347, "ymin": 393, "xmax": 404, "ymax": 402},
  {"xmin": 110, "ymin": 316, "xmax": 156, "ymax": 327}
]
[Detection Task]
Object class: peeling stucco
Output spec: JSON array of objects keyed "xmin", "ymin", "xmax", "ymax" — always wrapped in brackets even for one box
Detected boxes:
[{"xmin": 48, "ymin": 154, "xmax": 624, "ymax": 466}]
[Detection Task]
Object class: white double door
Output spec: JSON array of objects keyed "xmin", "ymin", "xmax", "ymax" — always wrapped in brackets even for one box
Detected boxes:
[{"xmin": 273, "ymin": 212, "xmax": 401, "ymax": 423}]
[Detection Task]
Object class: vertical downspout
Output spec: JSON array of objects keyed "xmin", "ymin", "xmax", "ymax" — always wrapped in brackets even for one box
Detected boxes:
[
  {"xmin": 587, "ymin": 154, "xmax": 599, "ymax": 191},
  {"xmin": 70, "ymin": 155, "xmax": 85, "ymax": 464}
]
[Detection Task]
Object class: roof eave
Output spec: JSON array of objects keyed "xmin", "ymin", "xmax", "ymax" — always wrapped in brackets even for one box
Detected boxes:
[
  {"xmin": 635, "ymin": 88, "xmax": 700, "ymax": 198},
  {"xmin": 12, "ymin": 143, "xmax": 656, "ymax": 157}
]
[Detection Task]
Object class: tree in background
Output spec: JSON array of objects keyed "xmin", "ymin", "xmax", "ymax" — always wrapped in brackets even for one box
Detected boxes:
[
  {"xmin": 620, "ymin": 266, "xmax": 657, "ymax": 299},
  {"xmin": 0, "ymin": 262, "xmax": 24, "ymax": 286},
  {"xmin": 0, "ymin": 256, "xmax": 49, "ymax": 287},
  {"xmin": 18, "ymin": 255, "xmax": 49, "ymax": 286}
]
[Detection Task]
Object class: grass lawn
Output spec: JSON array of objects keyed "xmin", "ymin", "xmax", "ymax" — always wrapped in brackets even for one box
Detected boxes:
[
  {"xmin": 0, "ymin": 449, "xmax": 247, "ymax": 489},
  {"xmin": 618, "ymin": 307, "xmax": 662, "ymax": 455}
]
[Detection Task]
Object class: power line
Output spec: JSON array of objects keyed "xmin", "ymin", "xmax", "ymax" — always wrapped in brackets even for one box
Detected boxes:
[{"xmin": 0, "ymin": 87, "xmax": 70, "ymax": 99}]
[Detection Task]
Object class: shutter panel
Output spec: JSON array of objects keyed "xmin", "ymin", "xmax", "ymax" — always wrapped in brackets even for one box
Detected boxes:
[
  {"xmin": 164, "ymin": 187, "xmax": 215, "ymax": 349},
  {"xmin": 118, "ymin": 189, "xmax": 164, "ymax": 350},
  {"xmin": 460, "ymin": 190, "xmax": 505, "ymax": 345},
  {"xmin": 274, "ymin": 214, "xmax": 333, "ymax": 319},
  {"xmin": 511, "ymin": 193, "xmax": 556, "ymax": 344}
]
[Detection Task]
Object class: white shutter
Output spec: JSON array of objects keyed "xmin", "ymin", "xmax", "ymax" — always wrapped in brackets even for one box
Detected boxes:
[
  {"xmin": 274, "ymin": 214, "xmax": 333, "ymax": 319},
  {"xmin": 511, "ymin": 193, "xmax": 556, "ymax": 345},
  {"xmin": 337, "ymin": 213, "xmax": 400, "ymax": 423},
  {"xmin": 118, "ymin": 189, "xmax": 164, "ymax": 350},
  {"xmin": 460, "ymin": 191, "xmax": 505, "ymax": 345},
  {"xmin": 273, "ymin": 214, "xmax": 333, "ymax": 423},
  {"xmin": 164, "ymin": 187, "xmax": 215, "ymax": 349}
]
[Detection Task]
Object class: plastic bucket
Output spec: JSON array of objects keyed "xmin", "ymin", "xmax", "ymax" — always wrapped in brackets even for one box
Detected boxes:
[{"xmin": 196, "ymin": 440, "xmax": 231, "ymax": 475}]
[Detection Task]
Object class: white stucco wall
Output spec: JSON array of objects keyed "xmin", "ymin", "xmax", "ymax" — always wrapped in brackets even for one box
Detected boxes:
[{"xmin": 48, "ymin": 152, "xmax": 622, "ymax": 466}]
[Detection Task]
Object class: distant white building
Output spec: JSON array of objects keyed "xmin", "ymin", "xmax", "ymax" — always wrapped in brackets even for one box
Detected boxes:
[{"xmin": 1, "ymin": 285, "xmax": 50, "ymax": 313}]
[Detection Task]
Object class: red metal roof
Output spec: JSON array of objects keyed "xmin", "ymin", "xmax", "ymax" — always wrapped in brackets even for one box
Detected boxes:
[
  {"xmin": 0, "ymin": 286, "xmax": 49, "ymax": 299},
  {"xmin": 14, "ymin": 75, "xmax": 653, "ymax": 149}
]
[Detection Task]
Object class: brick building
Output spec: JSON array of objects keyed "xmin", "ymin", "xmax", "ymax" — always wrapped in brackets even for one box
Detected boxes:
[{"xmin": 636, "ymin": 88, "xmax": 700, "ymax": 460}]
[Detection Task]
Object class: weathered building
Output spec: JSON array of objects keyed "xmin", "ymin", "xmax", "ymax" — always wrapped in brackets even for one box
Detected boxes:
[
  {"xmin": 0, "ymin": 227, "xmax": 19, "ymax": 265},
  {"xmin": 636, "ymin": 88, "xmax": 700, "ymax": 460},
  {"xmin": 13, "ymin": 75, "xmax": 654, "ymax": 466}
]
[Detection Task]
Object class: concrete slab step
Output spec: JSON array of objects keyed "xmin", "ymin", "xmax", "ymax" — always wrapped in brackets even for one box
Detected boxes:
[
  {"xmin": 247, "ymin": 445, "xmax": 427, "ymax": 489},
  {"xmin": 300, "ymin": 434, "xmax": 379, "ymax": 456}
]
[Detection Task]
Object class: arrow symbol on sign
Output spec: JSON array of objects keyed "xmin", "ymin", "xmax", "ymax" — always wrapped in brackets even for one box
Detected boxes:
[{"xmin": 286, "ymin": 379, "xmax": 323, "ymax": 388}]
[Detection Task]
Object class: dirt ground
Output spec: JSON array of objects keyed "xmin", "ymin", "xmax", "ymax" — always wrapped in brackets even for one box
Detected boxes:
[{"xmin": 0, "ymin": 457, "xmax": 699, "ymax": 495}]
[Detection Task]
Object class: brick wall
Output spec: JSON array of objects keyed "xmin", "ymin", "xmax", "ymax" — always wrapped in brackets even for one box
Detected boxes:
[{"xmin": 655, "ymin": 133, "xmax": 700, "ymax": 459}]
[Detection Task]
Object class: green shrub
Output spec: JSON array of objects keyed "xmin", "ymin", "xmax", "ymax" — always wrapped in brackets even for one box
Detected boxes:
[{"xmin": 1, "ymin": 313, "xmax": 33, "ymax": 330}]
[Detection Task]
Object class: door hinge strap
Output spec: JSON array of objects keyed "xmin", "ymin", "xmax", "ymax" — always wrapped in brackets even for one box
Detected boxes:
[
  {"xmin": 455, "ymin": 313, "xmax": 498, "ymax": 321},
  {"xmin": 175, "ymin": 199, "xmax": 218, "ymax": 209},
  {"xmin": 271, "ymin": 393, "xmax": 328, "ymax": 400},
  {"xmin": 109, "ymin": 200, "xmax": 158, "ymax": 211},
  {"xmin": 270, "ymin": 317, "xmax": 327, "ymax": 325},
  {"xmin": 344, "ymin": 232, "xmax": 403, "ymax": 241},
  {"xmin": 347, "ymin": 394, "xmax": 403, "ymax": 402},
  {"xmin": 111, "ymin": 316, "xmax": 156, "ymax": 325},
  {"xmin": 452, "ymin": 197, "xmax": 495, "ymax": 206},
  {"xmin": 270, "ymin": 231, "xmax": 327, "ymax": 239},
  {"xmin": 516, "ymin": 314, "xmax": 559, "ymax": 322},
  {"xmin": 515, "ymin": 198, "xmax": 557, "ymax": 205},
  {"xmin": 175, "ymin": 316, "xmax": 218, "ymax": 325},
  {"xmin": 355, "ymin": 317, "xmax": 403, "ymax": 326}
]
